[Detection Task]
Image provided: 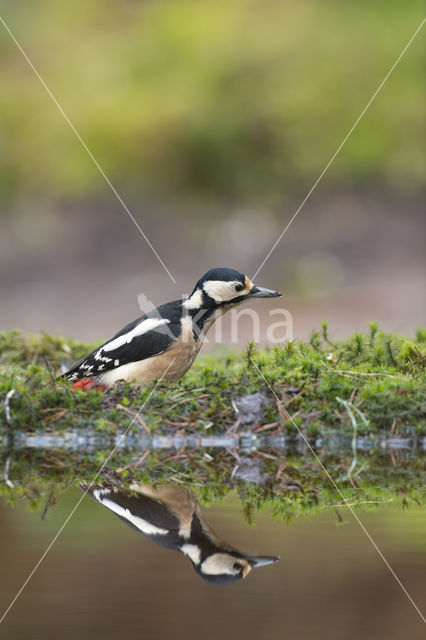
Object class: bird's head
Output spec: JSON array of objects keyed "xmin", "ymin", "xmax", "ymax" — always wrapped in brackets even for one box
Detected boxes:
[
  {"xmin": 185, "ymin": 268, "xmax": 281, "ymax": 310},
  {"xmin": 193, "ymin": 551, "xmax": 280, "ymax": 586}
]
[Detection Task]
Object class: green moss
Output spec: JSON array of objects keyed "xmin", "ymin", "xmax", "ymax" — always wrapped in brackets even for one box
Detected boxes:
[
  {"xmin": 1, "ymin": 444, "xmax": 423, "ymax": 523},
  {"xmin": 0, "ymin": 327, "xmax": 425, "ymax": 437}
]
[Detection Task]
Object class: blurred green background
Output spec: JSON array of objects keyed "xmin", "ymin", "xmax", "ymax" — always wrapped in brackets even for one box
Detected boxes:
[{"xmin": 0, "ymin": 0, "xmax": 425, "ymax": 341}]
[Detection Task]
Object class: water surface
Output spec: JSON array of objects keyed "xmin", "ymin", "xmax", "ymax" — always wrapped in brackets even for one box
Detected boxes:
[{"xmin": 0, "ymin": 485, "xmax": 424, "ymax": 639}]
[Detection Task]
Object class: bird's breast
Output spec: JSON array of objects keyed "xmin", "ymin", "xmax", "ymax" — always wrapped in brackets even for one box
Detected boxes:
[{"xmin": 99, "ymin": 316, "xmax": 200, "ymax": 385}]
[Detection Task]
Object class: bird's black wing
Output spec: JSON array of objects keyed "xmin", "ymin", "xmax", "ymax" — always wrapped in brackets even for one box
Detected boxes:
[
  {"xmin": 63, "ymin": 300, "xmax": 183, "ymax": 381},
  {"xmin": 87, "ymin": 486, "xmax": 182, "ymax": 548}
]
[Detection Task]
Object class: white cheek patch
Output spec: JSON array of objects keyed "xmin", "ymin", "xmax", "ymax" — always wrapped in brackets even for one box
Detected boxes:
[
  {"xmin": 203, "ymin": 280, "xmax": 242, "ymax": 302},
  {"xmin": 181, "ymin": 544, "xmax": 201, "ymax": 565},
  {"xmin": 200, "ymin": 553, "xmax": 243, "ymax": 576},
  {"xmin": 103, "ymin": 318, "xmax": 170, "ymax": 352},
  {"xmin": 96, "ymin": 497, "xmax": 168, "ymax": 536}
]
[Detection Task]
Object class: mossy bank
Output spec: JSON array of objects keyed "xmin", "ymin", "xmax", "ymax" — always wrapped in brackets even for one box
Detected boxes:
[
  {"xmin": 0, "ymin": 325, "xmax": 425, "ymax": 438},
  {"xmin": 1, "ymin": 325, "xmax": 424, "ymax": 520}
]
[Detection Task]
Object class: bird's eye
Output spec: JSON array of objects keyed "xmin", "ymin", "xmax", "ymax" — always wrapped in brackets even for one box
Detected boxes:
[
  {"xmin": 232, "ymin": 562, "xmax": 241, "ymax": 571},
  {"xmin": 234, "ymin": 283, "xmax": 244, "ymax": 293}
]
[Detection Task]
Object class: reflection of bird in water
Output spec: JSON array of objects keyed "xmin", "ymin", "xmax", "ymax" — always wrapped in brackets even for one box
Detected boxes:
[
  {"xmin": 63, "ymin": 267, "xmax": 281, "ymax": 390},
  {"xmin": 86, "ymin": 483, "xmax": 279, "ymax": 585}
]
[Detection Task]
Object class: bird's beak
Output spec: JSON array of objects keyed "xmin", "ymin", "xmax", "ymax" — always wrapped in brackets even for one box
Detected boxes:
[
  {"xmin": 248, "ymin": 555, "xmax": 280, "ymax": 568},
  {"xmin": 248, "ymin": 285, "xmax": 282, "ymax": 298}
]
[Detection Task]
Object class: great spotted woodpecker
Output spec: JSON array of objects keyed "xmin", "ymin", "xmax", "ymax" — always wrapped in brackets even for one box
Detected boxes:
[
  {"xmin": 87, "ymin": 483, "xmax": 279, "ymax": 585},
  {"xmin": 62, "ymin": 267, "xmax": 281, "ymax": 389}
]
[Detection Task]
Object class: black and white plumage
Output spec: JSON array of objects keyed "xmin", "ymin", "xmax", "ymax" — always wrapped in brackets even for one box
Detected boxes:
[
  {"xmin": 87, "ymin": 483, "xmax": 279, "ymax": 585},
  {"xmin": 62, "ymin": 268, "xmax": 281, "ymax": 389}
]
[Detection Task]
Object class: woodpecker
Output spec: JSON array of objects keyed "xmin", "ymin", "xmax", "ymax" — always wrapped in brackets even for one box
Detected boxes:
[
  {"xmin": 62, "ymin": 267, "xmax": 281, "ymax": 389},
  {"xmin": 87, "ymin": 483, "xmax": 279, "ymax": 585}
]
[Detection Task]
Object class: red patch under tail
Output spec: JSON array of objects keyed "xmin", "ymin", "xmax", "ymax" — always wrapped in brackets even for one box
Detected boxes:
[{"xmin": 72, "ymin": 378, "xmax": 107, "ymax": 392}]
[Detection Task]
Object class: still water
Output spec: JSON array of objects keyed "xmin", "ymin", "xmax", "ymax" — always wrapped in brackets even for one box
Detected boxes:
[{"xmin": 0, "ymin": 479, "xmax": 424, "ymax": 639}]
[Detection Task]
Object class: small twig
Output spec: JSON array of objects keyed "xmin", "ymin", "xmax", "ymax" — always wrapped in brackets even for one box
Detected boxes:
[
  {"xmin": 334, "ymin": 508, "xmax": 345, "ymax": 525},
  {"xmin": 172, "ymin": 477, "xmax": 205, "ymax": 487},
  {"xmin": 349, "ymin": 386, "xmax": 359, "ymax": 404},
  {"xmin": 386, "ymin": 340, "xmax": 397, "ymax": 366},
  {"xmin": 130, "ymin": 449, "xmax": 151, "ymax": 469},
  {"xmin": 3, "ymin": 457, "xmax": 14, "ymax": 488},
  {"xmin": 227, "ymin": 448, "xmax": 241, "ymax": 465},
  {"xmin": 253, "ymin": 421, "xmax": 279, "ymax": 433},
  {"xmin": 4, "ymin": 389, "xmax": 15, "ymax": 425},
  {"xmin": 41, "ymin": 485, "xmax": 55, "ymax": 520},
  {"xmin": 162, "ymin": 451, "xmax": 188, "ymax": 463},
  {"xmin": 44, "ymin": 409, "xmax": 68, "ymax": 424},
  {"xmin": 42, "ymin": 356, "xmax": 57, "ymax": 389},
  {"xmin": 225, "ymin": 416, "xmax": 241, "ymax": 436},
  {"xmin": 326, "ymin": 369, "xmax": 398, "ymax": 379},
  {"xmin": 168, "ymin": 393, "xmax": 211, "ymax": 411},
  {"xmin": 337, "ymin": 397, "xmax": 369, "ymax": 484},
  {"xmin": 284, "ymin": 389, "xmax": 305, "ymax": 408},
  {"xmin": 186, "ymin": 409, "xmax": 203, "ymax": 428},
  {"xmin": 40, "ymin": 457, "xmax": 66, "ymax": 469},
  {"xmin": 116, "ymin": 403, "xmax": 150, "ymax": 433},
  {"xmin": 330, "ymin": 371, "xmax": 365, "ymax": 381},
  {"xmin": 275, "ymin": 460, "xmax": 286, "ymax": 481},
  {"xmin": 253, "ymin": 451, "xmax": 280, "ymax": 461},
  {"xmin": 276, "ymin": 398, "xmax": 291, "ymax": 426},
  {"xmin": 331, "ymin": 498, "xmax": 394, "ymax": 508},
  {"xmin": 351, "ymin": 463, "xmax": 368, "ymax": 479}
]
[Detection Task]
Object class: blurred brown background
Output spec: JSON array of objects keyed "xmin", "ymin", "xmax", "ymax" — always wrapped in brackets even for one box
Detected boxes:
[{"xmin": 0, "ymin": 0, "xmax": 425, "ymax": 345}]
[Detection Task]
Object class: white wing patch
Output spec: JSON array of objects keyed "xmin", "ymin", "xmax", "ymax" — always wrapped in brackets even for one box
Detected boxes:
[
  {"xmin": 94, "ymin": 350, "xmax": 112, "ymax": 363},
  {"xmin": 96, "ymin": 496, "xmax": 168, "ymax": 535},
  {"xmin": 103, "ymin": 318, "xmax": 170, "ymax": 352}
]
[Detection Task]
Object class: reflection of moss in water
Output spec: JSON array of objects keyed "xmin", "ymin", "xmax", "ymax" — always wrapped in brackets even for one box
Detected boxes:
[
  {"xmin": 0, "ymin": 445, "xmax": 423, "ymax": 523},
  {"xmin": 1, "ymin": 327, "xmax": 424, "ymax": 520},
  {"xmin": 0, "ymin": 326, "xmax": 425, "ymax": 437}
]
